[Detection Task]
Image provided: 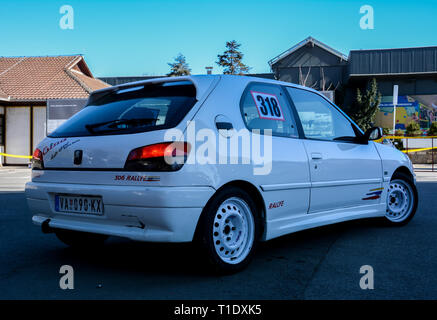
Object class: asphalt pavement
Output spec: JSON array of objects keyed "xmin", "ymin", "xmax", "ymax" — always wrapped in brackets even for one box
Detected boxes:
[{"xmin": 1, "ymin": 167, "xmax": 436, "ymax": 299}]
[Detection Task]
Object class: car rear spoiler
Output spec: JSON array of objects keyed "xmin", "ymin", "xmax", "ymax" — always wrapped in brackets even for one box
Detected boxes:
[{"xmin": 86, "ymin": 76, "xmax": 219, "ymax": 106}]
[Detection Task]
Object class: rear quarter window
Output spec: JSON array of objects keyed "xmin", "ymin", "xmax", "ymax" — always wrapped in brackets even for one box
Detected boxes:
[{"xmin": 240, "ymin": 83, "xmax": 298, "ymax": 138}]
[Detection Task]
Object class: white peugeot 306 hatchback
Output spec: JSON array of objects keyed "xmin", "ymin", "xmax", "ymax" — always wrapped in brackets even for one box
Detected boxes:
[{"xmin": 26, "ymin": 75, "xmax": 418, "ymax": 273}]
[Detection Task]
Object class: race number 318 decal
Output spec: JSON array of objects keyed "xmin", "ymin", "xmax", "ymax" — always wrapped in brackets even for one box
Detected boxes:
[{"xmin": 250, "ymin": 91, "xmax": 285, "ymax": 121}]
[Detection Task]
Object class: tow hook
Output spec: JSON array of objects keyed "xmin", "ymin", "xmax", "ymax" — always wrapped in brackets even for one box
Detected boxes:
[{"xmin": 41, "ymin": 219, "xmax": 54, "ymax": 234}]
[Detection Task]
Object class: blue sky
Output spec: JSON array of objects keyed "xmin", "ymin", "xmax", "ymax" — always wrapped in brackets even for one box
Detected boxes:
[{"xmin": 0, "ymin": 0, "xmax": 436, "ymax": 77}]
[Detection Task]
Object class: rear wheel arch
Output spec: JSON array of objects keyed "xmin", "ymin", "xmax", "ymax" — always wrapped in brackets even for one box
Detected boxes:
[{"xmin": 194, "ymin": 180, "xmax": 266, "ymax": 241}]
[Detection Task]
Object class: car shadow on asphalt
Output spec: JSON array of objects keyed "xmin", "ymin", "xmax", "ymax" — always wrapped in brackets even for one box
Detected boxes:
[
  {"xmin": 44, "ymin": 217, "xmax": 387, "ymax": 278},
  {"xmin": 5, "ymin": 185, "xmax": 430, "ymax": 279}
]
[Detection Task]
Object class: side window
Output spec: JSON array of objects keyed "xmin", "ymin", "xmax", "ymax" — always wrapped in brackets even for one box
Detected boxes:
[
  {"xmin": 241, "ymin": 83, "xmax": 298, "ymax": 138},
  {"xmin": 286, "ymin": 87, "xmax": 356, "ymax": 141}
]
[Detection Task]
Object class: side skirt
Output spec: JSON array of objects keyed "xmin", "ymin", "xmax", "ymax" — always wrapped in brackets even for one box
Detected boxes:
[{"xmin": 263, "ymin": 203, "xmax": 386, "ymax": 241}]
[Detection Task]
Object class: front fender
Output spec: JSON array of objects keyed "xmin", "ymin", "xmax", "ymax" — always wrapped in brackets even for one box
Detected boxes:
[{"xmin": 373, "ymin": 142, "xmax": 415, "ymax": 183}]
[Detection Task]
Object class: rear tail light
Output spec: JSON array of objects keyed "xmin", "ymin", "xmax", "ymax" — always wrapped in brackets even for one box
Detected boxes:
[
  {"xmin": 32, "ymin": 148, "xmax": 44, "ymax": 170},
  {"xmin": 124, "ymin": 142, "xmax": 190, "ymax": 171}
]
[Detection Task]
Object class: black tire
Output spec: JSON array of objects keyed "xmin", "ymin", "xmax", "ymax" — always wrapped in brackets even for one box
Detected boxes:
[
  {"xmin": 55, "ymin": 229, "xmax": 108, "ymax": 248},
  {"xmin": 383, "ymin": 171, "xmax": 418, "ymax": 226},
  {"xmin": 195, "ymin": 186, "xmax": 262, "ymax": 274}
]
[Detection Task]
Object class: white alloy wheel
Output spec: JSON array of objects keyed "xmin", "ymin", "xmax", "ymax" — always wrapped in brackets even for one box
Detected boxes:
[
  {"xmin": 385, "ymin": 179, "xmax": 415, "ymax": 223},
  {"xmin": 212, "ymin": 197, "xmax": 255, "ymax": 265}
]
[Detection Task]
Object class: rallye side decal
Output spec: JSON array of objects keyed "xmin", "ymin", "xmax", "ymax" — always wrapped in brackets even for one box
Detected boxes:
[
  {"xmin": 268, "ymin": 200, "xmax": 284, "ymax": 209},
  {"xmin": 362, "ymin": 187, "xmax": 384, "ymax": 200},
  {"xmin": 41, "ymin": 138, "xmax": 67, "ymax": 156},
  {"xmin": 49, "ymin": 139, "xmax": 80, "ymax": 160}
]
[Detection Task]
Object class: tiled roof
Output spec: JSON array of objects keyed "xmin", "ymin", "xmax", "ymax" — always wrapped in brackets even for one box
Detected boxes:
[
  {"xmin": 0, "ymin": 86, "xmax": 8, "ymax": 100},
  {"xmin": 0, "ymin": 55, "xmax": 109, "ymax": 101}
]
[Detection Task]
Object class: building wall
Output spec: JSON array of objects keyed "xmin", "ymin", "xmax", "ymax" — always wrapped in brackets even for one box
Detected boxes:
[
  {"xmin": 273, "ymin": 44, "xmax": 347, "ymax": 69},
  {"xmin": 348, "ymin": 76, "xmax": 437, "ymax": 131},
  {"xmin": 0, "ymin": 106, "xmax": 4, "ymax": 164},
  {"xmin": 1, "ymin": 104, "xmax": 47, "ymax": 165},
  {"xmin": 1, "ymin": 99, "xmax": 91, "ymax": 165},
  {"xmin": 4, "ymin": 106, "xmax": 32, "ymax": 164},
  {"xmin": 346, "ymin": 47, "xmax": 437, "ymax": 131},
  {"xmin": 0, "ymin": 106, "xmax": 4, "ymax": 145},
  {"xmin": 99, "ymin": 76, "xmax": 162, "ymax": 86},
  {"xmin": 374, "ymin": 78, "xmax": 437, "ymax": 96},
  {"xmin": 276, "ymin": 65, "xmax": 346, "ymax": 92},
  {"xmin": 271, "ymin": 44, "xmax": 347, "ymax": 102},
  {"xmin": 349, "ymin": 47, "xmax": 437, "ymax": 76},
  {"xmin": 46, "ymin": 99, "xmax": 87, "ymax": 134}
]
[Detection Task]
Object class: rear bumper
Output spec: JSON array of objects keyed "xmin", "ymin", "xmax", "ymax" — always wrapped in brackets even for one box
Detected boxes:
[{"xmin": 25, "ymin": 182, "xmax": 215, "ymax": 242}]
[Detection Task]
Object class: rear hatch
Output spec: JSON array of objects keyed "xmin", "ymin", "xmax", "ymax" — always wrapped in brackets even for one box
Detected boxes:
[{"xmin": 35, "ymin": 77, "xmax": 217, "ymax": 171}]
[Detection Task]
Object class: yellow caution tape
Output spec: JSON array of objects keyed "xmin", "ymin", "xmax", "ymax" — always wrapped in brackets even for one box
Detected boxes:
[
  {"xmin": 384, "ymin": 135, "xmax": 437, "ymax": 139},
  {"xmin": 0, "ymin": 152, "xmax": 32, "ymax": 159},
  {"xmin": 402, "ymin": 147, "xmax": 437, "ymax": 153}
]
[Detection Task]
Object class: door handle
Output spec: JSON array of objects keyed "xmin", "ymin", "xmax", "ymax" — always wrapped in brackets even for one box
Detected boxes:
[
  {"xmin": 311, "ymin": 152, "xmax": 323, "ymax": 160},
  {"xmin": 216, "ymin": 122, "xmax": 233, "ymax": 130}
]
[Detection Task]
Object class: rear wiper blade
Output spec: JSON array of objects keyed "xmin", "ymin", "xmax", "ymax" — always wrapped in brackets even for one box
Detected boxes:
[{"xmin": 85, "ymin": 118, "xmax": 157, "ymax": 133}]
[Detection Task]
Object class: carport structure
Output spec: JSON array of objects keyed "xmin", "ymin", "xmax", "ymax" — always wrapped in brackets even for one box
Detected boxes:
[{"xmin": 0, "ymin": 55, "xmax": 109, "ymax": 165}]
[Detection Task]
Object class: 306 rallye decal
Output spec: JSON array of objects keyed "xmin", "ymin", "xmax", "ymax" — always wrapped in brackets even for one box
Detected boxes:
[{"xmin": 114, "ymin": 175, "xmax": 160, "ymax": 182}]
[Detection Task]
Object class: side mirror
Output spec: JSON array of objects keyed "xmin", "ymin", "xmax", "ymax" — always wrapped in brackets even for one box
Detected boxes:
[{"xmin": 364, "ymin": 127, "xmax": 383, "ymax": 141}]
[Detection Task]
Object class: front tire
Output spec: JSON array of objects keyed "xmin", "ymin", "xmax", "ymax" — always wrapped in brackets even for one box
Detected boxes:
[
  {"xmin": 197, "ymin": 187, "xmax": 261, "ymax": 274},
  {"xmin": 55, "ymin": 229, "xmax": 108, "ymax": 248},
  {"xmin": 384, "ymin": 172, "xmax": 418, "ymax": 226}
]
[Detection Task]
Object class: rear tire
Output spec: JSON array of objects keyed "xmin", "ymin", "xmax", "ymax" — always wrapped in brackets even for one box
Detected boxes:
[
  {"xmin": 55, "ymin": 229, "xmax": 108, "ymax": 248},
  {"xmin": 196, "ymin": 186, "xmax": 262, "ymax": 274},
  {"xmin": 384, "ymin": 171, "xmax": 418, "ymax": 226}
]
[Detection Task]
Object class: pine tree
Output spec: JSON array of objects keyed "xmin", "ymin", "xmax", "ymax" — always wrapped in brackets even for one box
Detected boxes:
[
  {"xmin": 345, "ymin": 78, "xmax": 381, "ymax": 131},
  {"xmin": 216, "ymin": 40, "xmax": 250, "ymax": 75},
  {"xmin": 167, "ymin": 53, "xmax": 191, "ymax": 77}
]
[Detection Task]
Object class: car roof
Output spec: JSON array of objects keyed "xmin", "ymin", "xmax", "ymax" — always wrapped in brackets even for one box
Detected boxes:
[
  {"xmin": 90, "ymin": 74, "xmax": 322, "ymax": 102},
  {"xmin": 210, "ymin": 74, "xmax": 320, "ymax": 94},
  {"xmin": 87, "ymin": 74, "xmax": 362, "ymax": 134}
]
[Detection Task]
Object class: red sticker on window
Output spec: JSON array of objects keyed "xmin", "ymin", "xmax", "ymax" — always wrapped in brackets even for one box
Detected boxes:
[{"xmin": 250, "ymin": 91, "xmax": 285, "ymax": 121}]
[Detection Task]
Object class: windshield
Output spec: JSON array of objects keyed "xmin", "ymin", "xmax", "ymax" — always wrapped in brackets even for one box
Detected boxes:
[{"xmin": 49, "ymin": 82, "xmax": 197, "ymax": 137}]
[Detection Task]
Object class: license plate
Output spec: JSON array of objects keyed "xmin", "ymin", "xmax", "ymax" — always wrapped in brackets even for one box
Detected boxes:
[{"xmin": 55, "ymin": 194, "xmax": 104, "ymax": 215}]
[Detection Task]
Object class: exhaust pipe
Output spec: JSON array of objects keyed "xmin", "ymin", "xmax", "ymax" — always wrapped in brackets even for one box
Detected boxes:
[{"xmin": 41, "ymin": 219, "xmax": 54, "ymax": 234}]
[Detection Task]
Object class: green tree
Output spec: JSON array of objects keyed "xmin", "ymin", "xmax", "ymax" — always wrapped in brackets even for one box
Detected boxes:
[
  {"xmin": 167, "ymin": 53, "xmax": 191, "ymax": 77},
  {"xmin": 405, "ymin": 121, "xmax": 422, "ymax": 136},
  {"xmin": 216, "ymin": 40, "xmax": 250, "ymax": 75},
  {"xmin": 427, "ymin": 122, "xmax": 437, "ymax": 136},
  {"xmin": 344, "ymin": 78, "xmax": 381, "ymax": 131}
]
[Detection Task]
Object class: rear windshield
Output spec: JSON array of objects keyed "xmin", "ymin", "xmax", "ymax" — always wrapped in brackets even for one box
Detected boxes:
[{"xmin": 49, "ymin": 82, "xmax": 197, "ymax": 137}]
